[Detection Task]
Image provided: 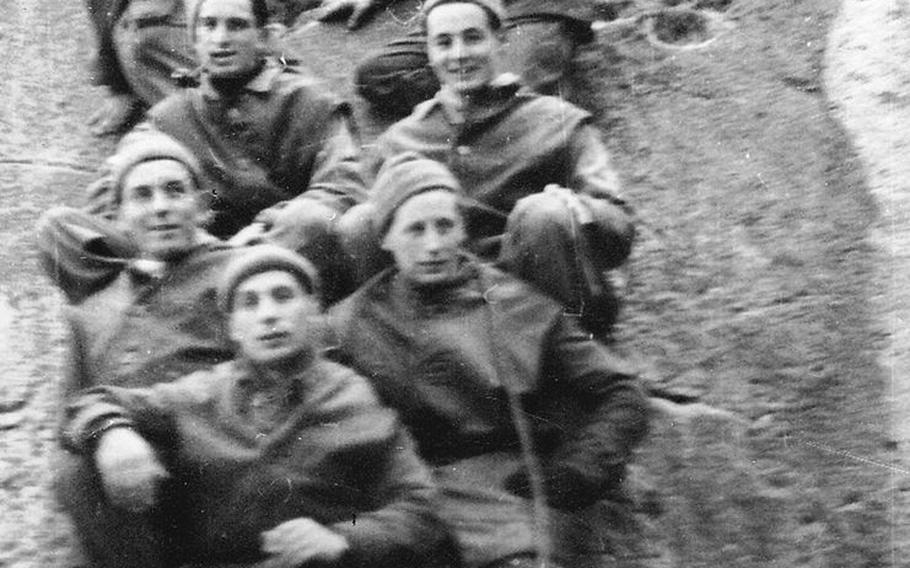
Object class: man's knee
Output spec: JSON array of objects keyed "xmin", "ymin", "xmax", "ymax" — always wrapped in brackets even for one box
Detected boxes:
[
  {"xmin": 36, "ymin": 207, "xmax": 132, "ymax": 303},
  {"xmin": 507, "ymin": 193, "xmax": 574, "ymax": 242}
]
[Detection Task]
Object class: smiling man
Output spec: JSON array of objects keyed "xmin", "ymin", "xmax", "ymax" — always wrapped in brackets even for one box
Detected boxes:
[
  {"xmin": 58, "ymin": 244, "xmax": 456, "ymax": 568},
  {"xmin": 343, "ymin": 0, "xmax": 635, "ymax": 338}
]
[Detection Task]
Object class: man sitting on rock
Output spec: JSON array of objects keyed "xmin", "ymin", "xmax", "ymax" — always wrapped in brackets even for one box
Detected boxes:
[
  {"xmin": 59, "ymin": 244, "xmax": 456, "ymax": 568},
  {"xmin": 51, "ymin": 0, "xmax": 365, "ymax": 303},
  {"xmin": 342, "ymin": 0, "xmax": 634, "ymax": 337},
  {"xmin": 314, "ymin": 0, "xmax": 597, "ymax": 118},
  {"xmin": 329, "ymin": 153, "xmax": 649, "ymax": 568}
]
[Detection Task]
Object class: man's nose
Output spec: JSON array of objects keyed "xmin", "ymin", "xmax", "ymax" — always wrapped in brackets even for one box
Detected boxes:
[
  {"xmin": 256, "ymin": 297, "xmax": 281, "ymax": 322},
  {"xmin": 150, "ymin": 190, "xmax": 173, "ymax": 214},
  {"xmin": 452, "ymin": 38, "xmax": 466, "ymax": 59},
  {"xmin": 424, "ymin": 229, "xmax": 443, "ymax": 251},
  {"xmin": 210, "ymin": 22, "xmax": 229, "ymax": 44}
]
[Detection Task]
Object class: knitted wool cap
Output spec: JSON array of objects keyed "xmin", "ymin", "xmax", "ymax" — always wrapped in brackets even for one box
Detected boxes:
[
  {"xmin": 217, "ymin": 244, "xmax": 322, "ymax": 313},
  {"xmin": 422, "ymin": 0, "xmax": 507, "ymax": 30},
  {"xmin": 109, "ymin": 129, "xmax": 203, "ymax": 204},
  {"xmin": 372, "ymin": 152, "xmax": 462, "ymax": 236}
]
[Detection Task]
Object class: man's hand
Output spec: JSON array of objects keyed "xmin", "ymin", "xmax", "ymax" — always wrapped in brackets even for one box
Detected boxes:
[
  {"xmin": 94, "ymin": 427, "xmax": 169, "ymax": 513},
  {"xmin": 260, "ymin": 518, "xmax": 349, "ymax": 567},
  {"xmin": 88, "ymin": 92, "xmax": 140, "ymax": 136},
  {"xmin": 316, "ymin": 0, "xmax": 382, "ymax": 30}
]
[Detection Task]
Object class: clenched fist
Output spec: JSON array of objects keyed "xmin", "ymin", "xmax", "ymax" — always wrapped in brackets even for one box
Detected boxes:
[{"xmin": 94, "ymin": 427, "xmax": 169, "ymax": 513}]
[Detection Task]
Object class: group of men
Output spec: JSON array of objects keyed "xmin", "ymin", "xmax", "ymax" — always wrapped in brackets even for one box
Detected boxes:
[{"xmin": 45, "ymin": 0, "xmax": 650, "ymax": 567}]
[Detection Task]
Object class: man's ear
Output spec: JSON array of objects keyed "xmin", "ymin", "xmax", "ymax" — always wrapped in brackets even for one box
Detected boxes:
[
  {"xmin": 193, "ymin": 192, "xmax": 214, "ymax": 228},
  {"xmin": 262, "ymin": 22, "xmax": 287, "ymax": 55}
]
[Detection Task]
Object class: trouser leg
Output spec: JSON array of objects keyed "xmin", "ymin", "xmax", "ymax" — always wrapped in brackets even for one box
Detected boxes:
[
  {"xmin": 261, "ymin": 203, "xmax": 358, "ymax": 305},
  {"xmin": 354, "ymin": 31, "xmax": 437, "ymax": 119},
  {"xmin": 498, "ymin": 193, "xmax": 620, "ymax": 336},
  {"xmin": 54, "ymin": 452, "xmax": 178, "ymax": 568},
  {"xmin": 35, "ymin": 207, "xmax": 134, "ymax": 304},
  {"xmin": 113, "ymin": 2, "xmax": 196, "ymax": 107}
]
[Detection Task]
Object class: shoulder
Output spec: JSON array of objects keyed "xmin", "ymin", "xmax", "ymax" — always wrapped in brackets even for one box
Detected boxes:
[
  {"xmin": 307, "ymin": 359, "xmax": 391, "ymax": 417},
  {"xmin": 148, "ymin": 90, "xmax": 195, "ymax": 122},
  {"xmin": 328, "ymin": 269, "xmax": 395, "ymax": 328},
  {"xmin": 511, "ymin": 90, "xmax": 591, "ymax": 124},
  {"xmin": 272, "ymin": 68, "xmax": 349, "ymax": 112}
]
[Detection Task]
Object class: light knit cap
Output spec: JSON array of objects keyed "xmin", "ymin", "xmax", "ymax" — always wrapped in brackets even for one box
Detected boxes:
[
  {"xmin": 217, "ymin": 244, "xmax": 322, "ymax": 313},
  {"xmin": 372, "ymin": 152, "xmax": 462, "ymax": 236},
  {"xmin": 422, "ymin": 0, "xmax": 507, "ymax": 29},
  {"xmin": 109, "ymin": 129, "xmax": 203, "ymax": 204}
]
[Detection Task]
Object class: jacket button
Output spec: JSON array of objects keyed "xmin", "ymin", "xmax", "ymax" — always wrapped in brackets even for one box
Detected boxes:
[{"xmin": 456, "ymin": 145, "xmax": 471, "ymax": 156}]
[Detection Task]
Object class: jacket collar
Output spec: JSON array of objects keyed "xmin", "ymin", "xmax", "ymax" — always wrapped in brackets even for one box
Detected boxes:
[
  {"xmin": 199, "ymin": 60, "xmax": 283, "ymax": 100},
  {"xmin": 415, "ymin": 73, "xmax": 525, "ymax": 126}
]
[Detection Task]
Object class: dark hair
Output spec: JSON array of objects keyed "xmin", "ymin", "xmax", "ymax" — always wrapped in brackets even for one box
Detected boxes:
[
  {"xmin": 421, "ymin": 0, "xmax": 503, "ymax": 34},
  {"xmin": 249, "ymin": 0, "xmax": 270, "ymax": 28},
  {"xmin": 195, "ymin": 0, "xmax": 270, "ymax": 29}
]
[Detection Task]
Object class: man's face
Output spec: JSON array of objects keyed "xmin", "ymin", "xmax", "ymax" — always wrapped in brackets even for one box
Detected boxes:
[
  {"xmin": 382, "ymin": 190, "xmax": 466, "ymax": 286},
  {"xmin": 229, "ymin": 270, "xmax": 321, "ymax": 367},
  {"xmin": 117, "ymin": 159, "xmax": 201, "ymax": 261},
  {"xmin": 426, "ymin": 3, "xmax": 501, "ymax": 96},
  {"xmin": 194, "ymin": 0, "xmax": 265, "ymax": 79}
]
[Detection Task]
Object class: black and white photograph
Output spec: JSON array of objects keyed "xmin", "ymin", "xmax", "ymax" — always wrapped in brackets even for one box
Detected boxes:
[{"xmin": 0, "ymin": 0, "xmax": 905, "ymax": 566}]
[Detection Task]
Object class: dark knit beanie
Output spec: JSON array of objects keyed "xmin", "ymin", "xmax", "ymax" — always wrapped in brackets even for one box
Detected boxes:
[
  {"xmin": 422, "ymin": 0, "xmax": 507, "ymax": 30},
  {"xmin": 372, "ymin": 152, "xmax": 461, "ymax": 236},
  {"xmin": 109, "ymin": 129, "xmax": 203, "ymax": 205},
  {"xmin": 217, "ymin": 244, "xmax": 321, "ymax": 313}
]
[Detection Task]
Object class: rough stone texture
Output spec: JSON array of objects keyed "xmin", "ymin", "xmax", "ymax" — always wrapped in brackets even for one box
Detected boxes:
[
  {"xmin": 626, "ymin": 398, "xmax": 786, "ymax": 567},
  {"xmin": 825, "ymin": 1, "xmax": 910, "ymax": 559}
]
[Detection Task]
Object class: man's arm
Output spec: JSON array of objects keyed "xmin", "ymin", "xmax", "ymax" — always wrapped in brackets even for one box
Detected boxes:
[
  {"xmin": 327, "ymin": 428, "xmax": 453, "ymax": 567},
  {"xmin": 534, "ymin": 315, "xmax": 650, "ymax": 507},
  {"xmin": 254, "ymin": 109, "xmax": 365, "ymax": 233}
]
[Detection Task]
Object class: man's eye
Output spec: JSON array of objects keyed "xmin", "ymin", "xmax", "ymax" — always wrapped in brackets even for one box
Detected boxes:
[
  {"xmin": 129, "ymin": 186, "xmax": 153, "ymax": 201},
  {"xmin": 164, "ymin": 181, "xmax": 188, "ymax": 197},
  {"xmin": 433, "ymin": 36, "xmax": 452, "ymax": 49},
  {"xmin": 437, "ymin": 218, "xmax": 455, "ymax": 232},
  {"xmin": 238, "ymin": 292, "xmax": 259, "ymax": 309},
  {"xmin": 406, "ymin": 222, "xmax": 426, "ymax": 235},
  {"xmin": 227, "ymin": 18, "xmax": 251, "ymax": 31},
  {"xmin": 199, "ymin": 18, "xmax": 217, "ymax": 30},
  {"xmin": 464, "ymin": 30, "xmax": 485, "ymax": 44},
  {"xmin": 272, "ymin": 286, "xmax": 297, "ymax": 302}
]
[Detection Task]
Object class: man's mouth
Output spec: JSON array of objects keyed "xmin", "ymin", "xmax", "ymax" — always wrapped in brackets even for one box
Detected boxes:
[
  {"xmin": 449, "ymin": 65, "xmax": 479, "ymax": 77},
  {"xmin": 258, "ymin": 331, "xmax": 290, "ymax": 345},
  {"xmin": 418, "ymin": 260, "xmax": 447, "ymax": 272},
  {"xmin": 210, "ymin": 50, "xmax": 236, "ymax": 62},
  {"xmin": 148, "ymin": 223, "xmax": 182, "ymax": 236}
]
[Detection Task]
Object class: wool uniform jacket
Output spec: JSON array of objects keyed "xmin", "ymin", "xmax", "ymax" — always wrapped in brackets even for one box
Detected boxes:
[
  {"xmin": 328, "ymin": 260, "xmax": 649, "ymax": 566},
  {"xmin": 369, "ymin": 80, "xmax": 631, "ymax": 253},
  {"xmin": 62, "ymin": 357, "xmax": 449, "ymax": 567},
  {"xmin": 63, "ymin": 241, "xmax": 237, "ymax": 397},
  {"xmin": 145, "ymin": 64, "xmax": 366, "ymax": 238}
]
